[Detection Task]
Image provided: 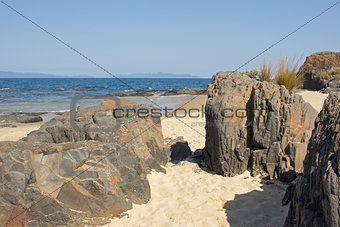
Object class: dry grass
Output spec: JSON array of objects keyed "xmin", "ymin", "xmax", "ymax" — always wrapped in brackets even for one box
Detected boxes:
[
  {"xmin": 259, "ymin": 59, "xmax": 273, "ymax": 82},
  {"xmin": 275, "ymin": 57, "xmax": 302, "ymax": 91}
]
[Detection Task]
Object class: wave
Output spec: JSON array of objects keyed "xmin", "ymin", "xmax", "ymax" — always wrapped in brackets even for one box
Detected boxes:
[
  {"xmin": 0, "ymin": 88, "xmax": 17, "ymax": 91},
  {"xmin": 52, "ymin": 88, "xmax": 88, "ymax": 92}
]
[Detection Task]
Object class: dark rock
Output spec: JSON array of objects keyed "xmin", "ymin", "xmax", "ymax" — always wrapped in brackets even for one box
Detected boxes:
[
  {"xmin": 165, "ymin": 137, "xmax": 192, "ymax": 163},
  {"xmin": 0, "ymin": 101, "xmax": 168, "ymax": 225},
  {"xmin": 203, "ymin": 71, "xmax": 318, "ymax": 181},
  {"xmin": 283, "ymin": 93, "xmax": 340, "ymax": 227},
  {"xmin": 100, "ymin": 88, "xmax": 207, "ymax": 98},
  {"xmin": 0, "ymin": 112, "xmax": 44, "ymax": 123},
  {"xmin": 299, "ymin": 51, "xmax": 340, "ymax": 92},
  {"xmin": 248, "ymin": 149, "xmax": 267, "ymax": 176},
  {"xmin": 0, "ymin": 123, "xmax": 17, "ymax": 128},
  {"xmin": 162, "ymin": 88, "xmax": 207, "ymax": 96}
]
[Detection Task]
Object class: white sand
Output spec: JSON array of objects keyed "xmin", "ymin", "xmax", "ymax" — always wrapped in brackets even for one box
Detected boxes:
[
  {"xmin": 106, "ymin": 164, "xmax": 287, "ymax": 227},
  {"xmin": 0, "ymin": 122, "xmax": 42, "ymax": 141},
  {"xmin": 296, "ymin": 90, "xmax": 328, "ymax": 112}
]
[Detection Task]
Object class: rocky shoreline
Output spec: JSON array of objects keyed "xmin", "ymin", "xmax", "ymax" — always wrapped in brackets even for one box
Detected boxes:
[
  {"xmin": 0, "ymin": 51, "xmax": 339, "ymax": 226},
  {"xmin": 101, "ymin": 87, "xmax": 207, "ymax": 97}
]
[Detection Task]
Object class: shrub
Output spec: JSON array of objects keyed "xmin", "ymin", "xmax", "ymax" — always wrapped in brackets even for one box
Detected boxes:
[
  {"xmin": 245, "ymin": 69, "xmax": 259, "ymax": 79},
  {"xmin": 275, "ymin": 57, "xmax": 302, "ymax": 91},
  {"xmin": 259, "ymin": 59, "xmax": 273, "ymax": 82}
]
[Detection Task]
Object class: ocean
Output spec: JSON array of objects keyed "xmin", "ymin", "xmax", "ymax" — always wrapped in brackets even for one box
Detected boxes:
[{"xmin": 0, "ymin": 78, "xmax": 211, "ymax": 113}]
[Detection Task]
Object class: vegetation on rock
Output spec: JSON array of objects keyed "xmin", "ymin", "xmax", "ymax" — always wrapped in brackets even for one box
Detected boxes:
[
  {"xmin": 259, "ymin": 58, "xmax": 273, "ymax": 82},
  {"xmin": 275, "ymin": 57, "xmax": 302, "ymax": 91}
]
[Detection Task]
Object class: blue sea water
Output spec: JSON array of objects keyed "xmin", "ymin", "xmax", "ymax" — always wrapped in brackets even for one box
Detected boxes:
[{"xmin": 0, "ymin": 78, "xmax": 210, "ymax": 113}]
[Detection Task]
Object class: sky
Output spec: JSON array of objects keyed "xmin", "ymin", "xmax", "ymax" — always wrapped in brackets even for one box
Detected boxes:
[{"xmin": 0, "ymin": 0, "xmax": 339, "ymax": 77}]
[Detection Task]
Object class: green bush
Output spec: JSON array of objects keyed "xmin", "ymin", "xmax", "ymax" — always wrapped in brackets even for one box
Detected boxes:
[{"xmin": 245, "ymin": 69, "xmax": 259, "ymax": 79}]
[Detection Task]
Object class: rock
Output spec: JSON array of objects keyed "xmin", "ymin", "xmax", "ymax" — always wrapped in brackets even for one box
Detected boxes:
[
  {"xmin": 203, "ymin": 71, "xmax": 318, "ymax": 181},
  {"xmin": 283, "ymin": 93, "xmax": 340, "ymax": 227},
  {"xmin": 98, "ymin": 88, "xmax": 207, "ymax": 98},
  {"xmin": 0, "ymin": 101, "xmax": 168, "ymax": 225},
  {"xmin": 162, "ymin": 88, "xmax": 207, "ymax": 96},
  {"xmin": 284, "ymin": 142, "xmax": 307, "ymax": 173},
  {"xmin": 248, "ymin": 149, "xmax": 267, "ymax": 176},
  {"xmin": 0, "ymin": 112, "xmax": 44, "ymax": 123},
  {"xmin": 0, "ymin": 123, "xmax": 17, "ymax": 128},
  {"xmin": 165, "ymin": 137, "xmax": 192, "ymax": 163},
  {"xmin": 299, "ymin": 51, "xmax": 340, "ymax": 92}
]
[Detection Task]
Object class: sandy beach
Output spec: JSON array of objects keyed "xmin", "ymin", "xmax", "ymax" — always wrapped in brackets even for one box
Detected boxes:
[
  {"xmin": 0, "ymin": 122, "xmax": 42, "ymax": 141},
  {"xmin": 105, "ymin": 90, "xmax": 327, "ymax": 227},
  {"xmin": 0, "ymin": 90, "xmax": 328, "ymax": 227}
]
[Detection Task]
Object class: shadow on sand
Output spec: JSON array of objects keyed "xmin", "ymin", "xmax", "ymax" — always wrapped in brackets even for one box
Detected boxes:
[{"xmin": 223, "ymin": 182, "xmax": 289, "ymax": 227}]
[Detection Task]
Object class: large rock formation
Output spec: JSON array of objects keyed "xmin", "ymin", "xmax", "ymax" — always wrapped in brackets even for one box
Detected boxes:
[
  {"xmin": 0, "ymin": 101, "xmax": 168, "ymax": 226},
  {"xmin": 299, "ymin": 51, "xmax": 340, "ymax": 92},
  {"xmin": 203, "ymin": 72, "xmax": 318, "ymax": 181},
  {"xmin": 283, "ymin": 93, "xmax": 339, "ymax": 227}
]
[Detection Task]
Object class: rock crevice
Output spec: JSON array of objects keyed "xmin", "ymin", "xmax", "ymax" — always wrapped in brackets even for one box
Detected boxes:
[{"xmin": 283, "ymin": 93, "xmax": 339, "ymax": 227}]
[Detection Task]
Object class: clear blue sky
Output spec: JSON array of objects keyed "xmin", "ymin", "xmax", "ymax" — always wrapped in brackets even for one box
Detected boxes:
[{"xmin": 0, "ymin": 0, "xmax": 339, "ymax": 77}]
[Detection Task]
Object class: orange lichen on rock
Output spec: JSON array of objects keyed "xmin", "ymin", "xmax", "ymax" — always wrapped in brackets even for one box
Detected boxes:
[
  {"xmin": 71, "ymin": 181, "xmax": 95, "ymax": 198},
  {"xmin": 107, "ymin": 170, "xmax": 120, "ymax": 191},
  {"xmin": 102, "ymin": 100, "xmax": 135, "ymax": 109},
  {"xmin": 103, "ymin": 100, "xmax": 117, "ymax": 108}
]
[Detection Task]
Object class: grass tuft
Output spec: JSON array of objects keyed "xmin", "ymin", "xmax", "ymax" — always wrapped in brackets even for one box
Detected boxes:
[
  {"xmin": 259, "ymin": 59, "xmax": 273, "ymax": 82},
  {"xmin": 275, "ymin": 57, "xmax": 302, "ymax": 91}
]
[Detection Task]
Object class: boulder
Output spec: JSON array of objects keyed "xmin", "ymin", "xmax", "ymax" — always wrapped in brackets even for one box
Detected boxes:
[
  {"xmin": 203, "ymin": 71, "xmax": 318, "ymax": 180},
  {"xmin": 299, "ymin": 51, "xmax": 340, "ymax": 92},
  {"xmin": 283, "ymin": 93, "xmax": 339, "ymax": 227},
  {"xmin": 0, "ymin": 112, "xmax": 44, "ymax": 123},
  {"xmin": 162, "ymin": 88, "xmax": 207, "ymax": 96},
  {"xmin": 0, "ymin": 101, "xmax": 167, "ymax": 226},
  {"xmin": 165, "ymin": 137, "xmax": 192, "ymax": 163}
]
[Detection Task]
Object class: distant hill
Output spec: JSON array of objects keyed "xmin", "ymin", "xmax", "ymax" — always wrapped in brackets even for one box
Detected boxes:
[
  {"xmin": 116, "ymin": 73, "xmax": 198, "ymax": 78},
  {"xmin": 0, "ymin": 71, "xmax": 93, "ymax": 78},
  {"xmin": 0, "ymin": 71, "xmax": 200, "ymax": 79}
]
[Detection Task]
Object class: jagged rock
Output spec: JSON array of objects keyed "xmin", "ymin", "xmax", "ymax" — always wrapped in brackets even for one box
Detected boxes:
[
  {"xmin": 0, "ymin": 112, "xmax": 44, "ymax": 123},
  {"xmin": 165, "ymin": 137, "xmax": 192, "ymax": 163},
  {"xmin": 0, "ymin": 101, "xmax": 167, "ymax": 226},
  {"xmin": 203, "ymin": 71, "xmax": 318, "ymax": 180},
  {"xmin": 283, "ymin": 93, "xmax": 339, "ymax": 227},
  {"xmin": 299, "ymin": 51, "xmax": 340, "ymax": 92}
]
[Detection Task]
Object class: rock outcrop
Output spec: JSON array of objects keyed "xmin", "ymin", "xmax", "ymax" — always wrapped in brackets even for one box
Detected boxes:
[
  {"xmin": 283, "ymin": 93, "xmax": 339, "ymax": 227},
  {"xmin": 0, "ymin": 101, "xmax": 167, "ymax": 226},
  {"xmin": 203, "ymin": 72, "xmax": 318, "ymax": 181},
  {"xmin": 0, "ymin": 112, "xmax": 44, "ymax": 123},
  {"xmin": 102, "ymin": 88, "xmax": 207, "ymax": 97},
  {"xmin": 299, "ymin": 51, "xmax": 340, "ymax": 92}
]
